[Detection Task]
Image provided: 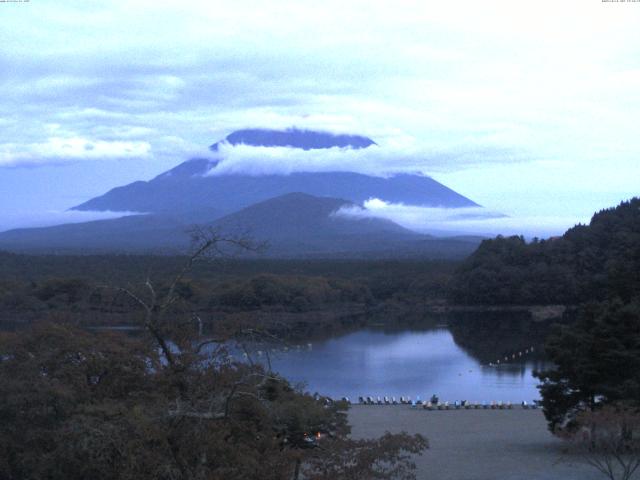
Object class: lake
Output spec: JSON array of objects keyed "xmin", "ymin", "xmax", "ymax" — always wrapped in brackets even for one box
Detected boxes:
[
  {"xmin": 249, "ymin": 327, "xmax": 547, "ymax": 403},
  {"xmin": 3, "ymin": 311, "xmax": 551, "ymax": 404}
]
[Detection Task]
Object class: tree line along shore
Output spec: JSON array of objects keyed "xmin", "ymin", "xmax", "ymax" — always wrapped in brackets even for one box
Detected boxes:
[{"xmin": 1, "ymin": 198, "xmax": 639, "ymax": 479}]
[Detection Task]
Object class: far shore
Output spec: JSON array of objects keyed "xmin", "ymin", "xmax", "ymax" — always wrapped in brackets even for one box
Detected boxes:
[
  {"xmin": 348, "ymin": 405, "xmax": 603, "ymax": 480},
  {"xmin": 419, "ymin": 303, "xmax": 568, "ymax": 322}
]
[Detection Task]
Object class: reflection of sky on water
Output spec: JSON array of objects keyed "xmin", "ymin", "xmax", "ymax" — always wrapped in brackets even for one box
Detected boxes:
[{"xmin": 261, "ymin": 329, "xmax": 543, "ymax": 402}]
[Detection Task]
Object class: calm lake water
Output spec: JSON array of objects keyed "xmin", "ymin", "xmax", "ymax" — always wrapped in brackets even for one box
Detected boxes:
[
  {"xmin": 2, "ymin": 313, "xmax": 550, "ymax": 404},
  {"xmin": 255, "ymin": 328, "xmax": 546, "ymax": 403}
]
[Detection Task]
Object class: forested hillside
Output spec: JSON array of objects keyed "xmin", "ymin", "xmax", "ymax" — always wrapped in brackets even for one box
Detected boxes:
[
  {"xmin": 0, "ymin": 253, "xmax": 455, "ymax": 337},
  {"xmin": 449, "ymin": 198, "xmax": 640, "ymax": 305}
]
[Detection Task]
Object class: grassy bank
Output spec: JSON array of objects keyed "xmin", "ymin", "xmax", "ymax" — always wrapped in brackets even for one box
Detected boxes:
[{"xmin": 348, "ymin": 405, "xmax": 601, "ymax": 480}]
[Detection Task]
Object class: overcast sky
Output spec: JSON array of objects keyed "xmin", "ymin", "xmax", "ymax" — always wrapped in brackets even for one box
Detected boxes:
[{"xmin": 1, "ymin": 0, "xmax": 639, "ymax": 236}]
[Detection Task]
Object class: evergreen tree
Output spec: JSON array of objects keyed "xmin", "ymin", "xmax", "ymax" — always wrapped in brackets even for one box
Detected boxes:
[{"xmin": 535, "ymin": 301, "xmax": 640, "ymax": 431}]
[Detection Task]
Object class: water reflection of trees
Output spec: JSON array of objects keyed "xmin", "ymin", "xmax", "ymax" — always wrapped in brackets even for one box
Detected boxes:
[{"xmin": 447, "ymin": 311, "xmax": 564, "ymax": 366}]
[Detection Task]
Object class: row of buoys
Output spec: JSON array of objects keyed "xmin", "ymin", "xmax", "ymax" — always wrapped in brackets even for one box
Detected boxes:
[
  {"xmin": 227, "ymin": 343, "xmax": 314, "ymax": 359},
  {"xmin": 358, "ymin": 396, "xmax": 417, "ymax": 405},
  {"xmin": 488, "ymin": 346, "xmax": 535, "ymax": 367},
  {"xmin": 355, "ymin": 397, "xmax": 541, "ymax": 410},
  {"xmin": 421, "ymin": 400, "xmax": 540, "ymax": 410},
  {"xmin": 254, "ymin": 343, "xmax": 314, "ymax": 355}
]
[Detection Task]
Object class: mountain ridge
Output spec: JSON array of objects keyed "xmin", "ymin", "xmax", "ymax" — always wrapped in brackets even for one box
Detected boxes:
[
  {"xmin": 0, "ymin": 128, "xmax": 485, "ymax": 258},
  {"xmin": 0, "ymin": 192, "xmax": 481, "ymax": 258},
  {"xmin": 72, "ymin": 128, "xmax": 479, "ymax": 215}
]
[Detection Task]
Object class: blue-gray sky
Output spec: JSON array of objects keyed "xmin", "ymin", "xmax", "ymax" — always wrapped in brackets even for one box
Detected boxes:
[{"xmin": 1, "ymin": 0, "xmax": 639, "ymax": 236}]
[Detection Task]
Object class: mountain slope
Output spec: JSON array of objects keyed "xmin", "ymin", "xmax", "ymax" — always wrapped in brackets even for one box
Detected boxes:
[
  {"xmin": 210, "ymin": 192, "xmax": 414, "ymax": 255},
  {"xmin": 0, "ymin": 193, "xmax": 481, "ymax": 258},
  {"xmin": 72, "ymin": 128, "xmax": 478, "ymax": 215},
  {"xmin": 0, "ymin": 214, "xmax": 190, "ymax": 254},
  {"xmin": 209, "ymin": 193, "xmax": 481, "ymax": 258},
  {"xmin": 0, "ymin": 129, "xmax": 484, "ymax": 257}
]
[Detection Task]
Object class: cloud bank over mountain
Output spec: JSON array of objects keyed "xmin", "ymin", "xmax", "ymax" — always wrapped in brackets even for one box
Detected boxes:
[
  {"xmin": 337, "ymin": 199, "xmax": 589, "ymax": 238},
  {"xmin": 4, "ymin": 0, "xmax": 639, "ymax": 177},
  {"xmin": 204, "ymin": 141, "xmax": 521, "ymax": 177},
  {"xmin": 1, "ymin": 1, "xmax": 639, "ymax": 235}
]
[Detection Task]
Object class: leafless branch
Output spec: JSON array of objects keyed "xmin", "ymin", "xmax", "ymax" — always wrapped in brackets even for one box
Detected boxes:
[{"xmin": 195, "ymin": 338, "xmax": 225, "ymax": 355}]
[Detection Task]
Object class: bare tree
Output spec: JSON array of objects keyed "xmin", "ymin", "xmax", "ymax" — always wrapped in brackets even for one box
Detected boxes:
[
  {"xmin": 0, "ymin": 227, "xmax": 427, "ymax": 480},
  {"xmin": 114, "ymin": 229, "xmax": 259, "ymax": 346},
  {"xmin": 562, "ymin": 404, "xmax": 640, "ymax": 480},
  {"xmin": 113, "ymin": 227, "xmax": 269, "ymax": 407}
]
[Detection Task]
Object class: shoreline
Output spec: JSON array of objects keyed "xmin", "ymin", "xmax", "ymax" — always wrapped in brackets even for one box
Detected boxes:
[{"xmin": 419, "ymin": 303, "xmax": 568, "ymax": 322}]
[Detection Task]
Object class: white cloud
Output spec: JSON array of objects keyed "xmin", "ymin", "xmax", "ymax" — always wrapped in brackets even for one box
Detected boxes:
[
  {"xmin": 336, "ymin": 198, "xmax": 586, "ymax": 238},
  {"xmin": 204, "ymin": 140, "xmax": 522, "ymax": 177},
  {"xmin": 0, "ymin": 0, "xmax": 638, "ymax": 231},
  {"xmin": 0, "ymin": 137, "xmax": 151, "ymax": 167}
]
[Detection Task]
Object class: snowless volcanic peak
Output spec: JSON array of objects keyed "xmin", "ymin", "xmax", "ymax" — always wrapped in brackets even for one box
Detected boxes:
[
  {"xmin": 164, "ymin": 129, "xmax": 376, "ymax": 178},
  {"xmin": 210, "ymin": 128, "xmax": 376, "ymax": 151},
  {"xmin": 71, "ymin": 127, "xmax": 479, "ymax": 215}
]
